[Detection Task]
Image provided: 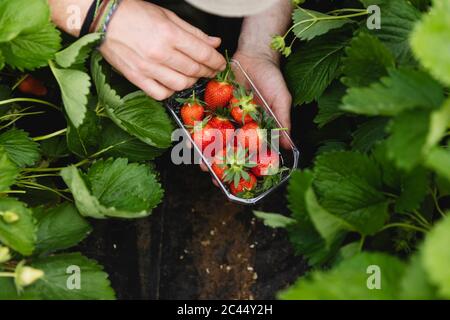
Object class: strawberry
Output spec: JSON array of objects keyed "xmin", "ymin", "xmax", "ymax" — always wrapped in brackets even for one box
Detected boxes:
[
  {"xmin": 230, "ymin": 173, "xmax": 257, "ymax": 196},
  {"xmin": 235, "ymin": 122, "xmax": 265, "ymax": 154},
  {"xmin": 229, "ymin": 85, "xmax": 259, "ymax": 125},
  {"xmin": 251, "ymin": 147, "xmax": 280, "ymax": 177},
  {"xmin": 204, "ymin": 81, "xmax": 234, "ymax": 110},
  {"xmin": 191, "ymin": 121, "xmax": 216, "ymax": 153},
  {"xmin": 178, "ymin": 91, "xmax": 205, "ymax": 126},
  {"xmin": 204, "ymin": 54, "xmax": 234, "ymax": 110},
  {"xmin": 18, "ymin": 75, "xmax": 47, "ymax": 96},
  {"xmin": 212, "ymin": 146, "xmax": 256, "ymax": 186},
  {"xmin": 209, "ymin": 115, "xmax": 235, "ymax": 148}
]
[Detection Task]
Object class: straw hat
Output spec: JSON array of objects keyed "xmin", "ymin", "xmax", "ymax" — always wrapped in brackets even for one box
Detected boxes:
[{"xmin": 184, "ymin": 0, "xmax": 279, "ymax": 17}]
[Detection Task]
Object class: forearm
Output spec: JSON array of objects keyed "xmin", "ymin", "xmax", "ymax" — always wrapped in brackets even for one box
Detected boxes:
[
  {"xmin": 237, "ymin": 0, "xmax": 293, "ymax": 64},
  {"xmin": 48, "ymin": 0, "xmax": 93, "ymax": 36}
]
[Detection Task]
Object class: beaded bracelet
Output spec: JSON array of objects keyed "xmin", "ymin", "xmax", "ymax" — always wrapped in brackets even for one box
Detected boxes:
[{"xmin": 94, "ymin": 0, "xmax": 123, "ymax": 41}]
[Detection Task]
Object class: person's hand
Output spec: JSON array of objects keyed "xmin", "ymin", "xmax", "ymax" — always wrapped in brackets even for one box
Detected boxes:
[
  {"xmin": 232, "ymin": 50, "xmax": 292, "ymax": 149},
  {"xmin": 99, "ymin": 0, "xmax": 226, "ymax": 100}
]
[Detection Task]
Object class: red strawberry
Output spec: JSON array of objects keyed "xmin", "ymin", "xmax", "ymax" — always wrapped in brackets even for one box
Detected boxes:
[
  {"xmin": 204, "ymin": 80, "xmax": 234, "ymax": 110},
  {"xmin": 18, "ymin": 75, "xmax": 47, "ymax": 96},
  {"xmin": 235, "ymin": 122, "xmax": 265, "ymax": 154},
  {"xmin": 251, "ymin": 147, "xmax": 280, "ymax": 177},
  {"xmin": 230, "ymin": 173, "xmax": 257, "ymax": 196},
  {"xmin": 212, "ymin": 146, "xmax": 256, "ymax": 185},
  {"xmin": 229, "ymin": 85, "xmax": 259, "ymax": 125},
  {"xmin": 209, "ymin": 115, "xmax": 235, "ymax": 147},
  {"xmin": 191, "ymin": 122, "xmax": 216, "ymax": 153},
  {"xmin": 211, "ymin": 149, "xmax": 228, "ymax": 181},
  {"xmin": 204, "ymin": 56, "xmax": 234, "ymax": 110},
  {"xmin": 179, "ymin": 91, "xmax": 205, "ymax": 126}
]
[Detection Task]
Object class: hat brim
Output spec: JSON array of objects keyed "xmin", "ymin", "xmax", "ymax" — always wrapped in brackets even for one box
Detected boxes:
[{"xmin": 185, "ymin": 0, "xmax": 278, "ymax": 17}]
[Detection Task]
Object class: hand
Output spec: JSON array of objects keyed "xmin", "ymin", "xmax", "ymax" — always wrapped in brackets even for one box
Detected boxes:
[
  {"xmin": 99, "ymin": 0, "xmax": 226, "ymax": 100},
  {"xmin": 232, "ymin": 50, "xmax": 292, "ymax": 149}
]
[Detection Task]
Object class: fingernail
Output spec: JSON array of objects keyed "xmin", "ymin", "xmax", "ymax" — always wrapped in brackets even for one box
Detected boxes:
[{"xmin": 208, "ymin": 36, "xmax": 220, "ymax": 43}]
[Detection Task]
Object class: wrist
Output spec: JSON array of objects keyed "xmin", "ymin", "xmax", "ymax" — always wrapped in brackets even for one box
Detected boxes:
[{"xmin": 236, "ymin": 41, "xmax": 281, "ymax": 66}]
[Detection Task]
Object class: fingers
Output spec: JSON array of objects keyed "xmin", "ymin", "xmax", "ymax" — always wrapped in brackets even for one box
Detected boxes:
[
  {"xmin": 271, "ymin": 88, "xmax": 293, "ymax": 150},
  {"xmin": 165, "ymin": 10, "xmax": 222, "ymax": 48},
  {"xmin": 140, "ymin": 63, "xmax": 197, "ymax": 91},
  {"xmin": 176, "ymin": 31, "xmax": 226, "ymax": 72},
  {"xmin": 164, "ymin": 51, "xmax": 216, "ymax": 78},
  {"xmin": 122, "ymin": 67, "xmax": 174, "ymax": 101}
]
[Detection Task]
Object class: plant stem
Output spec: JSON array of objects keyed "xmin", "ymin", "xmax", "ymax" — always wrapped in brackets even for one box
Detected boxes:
[
  {"xmin": 430, "ymin": 187, "xmax": 446, "ymax": 218},
  {"xmin": 327, "ymin": 8, "xmax": 368, "ymax": 15},
  {"xmin": 283, "ymin": 10, "xmax": 368, "ymax": 38},
  {"xmin": 0, "ymin": 190, "xmax": 26, "ymax": 194},
  {"xmin": 0, "ymin": 272, "xmax": 15, "ymax": 278},
  {"xmin": 11, "ymin": 74, "xmax": 29, "ymax": 91},
  {"xmin": 16, "ymin": 181, "xmax": 72, "ymax": 201},
  {"xmin": 358, "ymin": 235, "xmax": 366, "ymax": 252},
  {"xmin": 381, "ymin": 223, "xmax": 428, "ymax": 234},
  {"xmin": 0, "ymin": 98, "xmax": 59, "ymax": 110},
  {"xmin": 20, "ymin": 173, "xmax": 61, "ymax": 179},
  {"xmin": 32, "ymin": 128, "xmax": 67, "ymax": 141},
  {"xmin": 0, "ymin": 111, "xmax": 46, "ymax": 122}
]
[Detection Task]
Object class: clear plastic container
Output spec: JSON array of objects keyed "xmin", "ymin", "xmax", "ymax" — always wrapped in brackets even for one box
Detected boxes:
[{"xmin": 165, "ymin": 60, "xmax": 300, "ymax": 205}]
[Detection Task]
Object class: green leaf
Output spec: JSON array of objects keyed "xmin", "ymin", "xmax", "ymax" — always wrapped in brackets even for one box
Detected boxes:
[
  {"xmin": 285, "ymin": 31, "xmax": 349, "ymax": 105},
  {"xmin": 99, "ymin": 119, "xmax": 165, "ymax": 162},
  {"xmin": 314, "ymin": 82, "xmax": 346, "ymax": 128},
  {"xmin": 0, "ymin": 129, "xmax": 40, "ymax": 167},
  {"xmin": 0, "ymin": 198, "xmax": 36, "ymax": 255},
  {"xmin": 0, "ymin": 0, "xmax": 50, "ymax": 42},
  {"xmin": 27, "ymin": 252, "xmax": 115, "ymax": 300},
  {"xmin": 105, "ymin": 91, "xmax": 174, "ymax": 148},
  {"xmin": 400, "ymin": 255, "xmax": 439, "ymax": 300},
  {"xmin": 425, "ymin": 147, "xmax": 450, "ymax": 183},
  {"xmin": 342, "ymin": 68, "xmax": 445, "ymax": 116},
  {"xmin": 292, "ymin": 8, "xmax": 352, "ymax": 41},
  {"xmin": 304, "ymin": 187, "xmax": 348, "ymax": 248},
  {"xmin": 351, "ymin": 118, "xmax": 388, "ymax": 153},
  {"xmin": 90, "ymin": 51, "xmax": 122, "ymax": 110},
  {"xmin": 313, "ymin": 151, "xmax": 388, "ymax": 235},
  {"xmin": 49, "ymin": 61, "xmax": 90, "ymax": 128},
  {"xmin": 66, "ymin": 97, "xmax": 101, "ymax": 157},
  {"xmin": 395, "ymin": 166, "xmax": 429, "ymax": 213},
  {"xmin": 287, "ymin": 170, "xmax": 314, "ymax": 221},
  {"xmin": 341, "ymin": 32, "xmax": 395, "ymax": 87},
  {"xmin": 253, "ymin": 211, "xmax": 296, "ymax": 228},
  {"xmin": 422, "ymin": 213, "xmax": 450, "ymax": 299},
  {"xmin": 410, "ymin": 0, "xmax": 450, "ymax": 86},
  {"xmin": 40, "ymin": 136, "xmax": 69, "ymax": 160},
  {"xmin": 287, "ymin": 171, "xmax": 329, "ymax": 265},
  {"xmin": 0, "ymin": 49, "xmax": 4, "ymax": 71},
  {"xmin": 0, "ymin": 147, "xmax": 19, "ymax": 192},
  {"xmin": 35, "ymin": 203, "xmax": 92, "ymax": 255},
  {"xmin": 386, "ymin": 102, "xmax": 450, "ymax": 170},
  {"xmin": 0, "ymin": 22, "xmax": 61, "ymax": 70},
  {"xmin": 61, "ymin": 158, "xmax": 163, "ymax": 219},
  {"xmin": 362, "ymin": 0, "xmax": 421, "ymax": 64},
  {"xmin": 287, "ymin": 170, "xmax": 343, "ymax": 265},
  {"xmin": 55, "ymin": 33, "xmax": 102, "ymax": 69},
  {"xmin": 279, "ymin": 252, "xmax": 406, "ymax": 300},
  {"xmin": 0, "ymin": 278, "xmax": 41, "ymax": 300}
]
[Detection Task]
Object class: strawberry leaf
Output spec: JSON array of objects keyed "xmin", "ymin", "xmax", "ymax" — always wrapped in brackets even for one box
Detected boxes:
[
  {"xmin": 0, "ymin": 198, "xmax": 36, "ymax": 256},
  {"xmin": 0, "ymin": 129, "xmax": 40, "ymax": 167},
  {"xmin": 55, "ymin": 33, "xmax": 102, "ymax": 69},
  {"xmin": 28, "ymin": 253, "xmax": 116, "ymax": 300},
  {"xmin": 61, "ymin": 158, "xmax": 163, "ymax": 219}
]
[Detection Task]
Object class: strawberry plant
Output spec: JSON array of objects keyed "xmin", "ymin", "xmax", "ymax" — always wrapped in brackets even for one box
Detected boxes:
[
  {"xmin": 257, "ymin": 0, "xmax": 450, "ymax": 299},
  {"xmin": 0, "ymin": 0, "xmax": 173, "ymax": 299}
]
